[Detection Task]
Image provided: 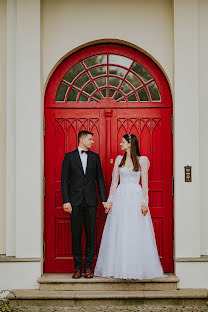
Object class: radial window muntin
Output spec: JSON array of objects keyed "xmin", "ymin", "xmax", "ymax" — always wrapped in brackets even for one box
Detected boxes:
[{"xmin": 55, "ymin": 53, "xmax": 161, "ymax": 103}]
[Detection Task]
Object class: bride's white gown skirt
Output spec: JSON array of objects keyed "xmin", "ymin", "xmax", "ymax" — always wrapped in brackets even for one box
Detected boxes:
[{"xmin": 94, "ymin": 180, "xmax": 164, "ymax": 279}]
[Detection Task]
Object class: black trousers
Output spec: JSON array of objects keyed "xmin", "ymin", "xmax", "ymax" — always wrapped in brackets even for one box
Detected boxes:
[{"xmin": 70, "ymin": 198, "xmax": 97, "ymax": 271}]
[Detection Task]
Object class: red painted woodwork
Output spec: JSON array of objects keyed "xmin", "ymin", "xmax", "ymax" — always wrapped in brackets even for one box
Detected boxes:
[
  {"xmin": 44, "ymin": 43, "xmax": 173, "ymax": 273},
  {"xmin": 111, "ymin": 107, "xmax": 173, "ymax": 272}
]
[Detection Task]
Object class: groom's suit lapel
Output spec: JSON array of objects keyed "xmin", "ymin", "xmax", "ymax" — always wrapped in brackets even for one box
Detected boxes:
[
  {"xmin": 85, "ymin": 151, "xmax": 93, "ymax": 177},
  {"xmin": 74, "ymin": 149, "xmax": 84, "ymax": 175},
  {"xmin": 74, "ymin": 148, "xmax": 93, "ymax": 176}
]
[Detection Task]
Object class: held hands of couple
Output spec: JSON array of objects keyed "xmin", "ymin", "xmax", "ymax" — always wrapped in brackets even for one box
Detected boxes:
[{"xmin": 102, "ymin": 201, "xmax": 112, "ymax": 214}]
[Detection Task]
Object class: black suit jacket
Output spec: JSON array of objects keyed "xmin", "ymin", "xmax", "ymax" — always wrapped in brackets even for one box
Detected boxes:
[{"xmin": 61, "ymin": 149, "xmax": 107, "ymax": 206}]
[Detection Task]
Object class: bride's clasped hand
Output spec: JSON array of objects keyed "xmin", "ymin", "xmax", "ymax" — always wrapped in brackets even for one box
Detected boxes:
[
  {"xmin": 141, "ymin": 204, "xmax": 149, "ymax": 216},
  {"xmin": 103, "ymin": 201, "xmax": 112, "ymax": 213}
]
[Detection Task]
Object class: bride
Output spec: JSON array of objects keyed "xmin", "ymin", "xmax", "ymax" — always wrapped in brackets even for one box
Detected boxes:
[{"xmin": 94, "ymin": 133, "xmax": 165, "ymax": 279}]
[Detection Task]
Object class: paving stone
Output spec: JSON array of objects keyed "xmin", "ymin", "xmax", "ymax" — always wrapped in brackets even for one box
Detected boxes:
[{"xmin": 13, "ymin": 305, "xmax": 208, "ymax": 312}]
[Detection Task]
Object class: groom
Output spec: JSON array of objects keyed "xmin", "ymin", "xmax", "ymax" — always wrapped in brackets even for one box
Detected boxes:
[{"xmin": 61, "ymin": 130, "xmax": 107, "ymax": 279}]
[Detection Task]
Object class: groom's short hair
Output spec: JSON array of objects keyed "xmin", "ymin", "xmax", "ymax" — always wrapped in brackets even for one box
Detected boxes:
[{"xmin": 78, "ymin": 130, "xmax": 94, "ymax": 142}]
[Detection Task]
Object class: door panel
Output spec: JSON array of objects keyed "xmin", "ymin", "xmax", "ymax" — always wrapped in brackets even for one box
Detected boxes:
[
  {"xmin": 111, "ymin": 108, "xmax": 173, "ymax": 272},
  {"xmin": 44, "ymin": 109, "xmax": 107, "ymax": 272}
]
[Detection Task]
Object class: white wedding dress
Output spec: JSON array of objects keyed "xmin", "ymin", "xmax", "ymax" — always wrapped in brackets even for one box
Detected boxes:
[{"xmin": 94, "ymin": 155, "xmax": 165, "ymax": 280}]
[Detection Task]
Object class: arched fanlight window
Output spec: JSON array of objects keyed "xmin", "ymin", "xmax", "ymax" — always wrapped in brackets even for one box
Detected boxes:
[{"xmin": 55, "ymin": 54, "xmax": 161, "ymax": 103}]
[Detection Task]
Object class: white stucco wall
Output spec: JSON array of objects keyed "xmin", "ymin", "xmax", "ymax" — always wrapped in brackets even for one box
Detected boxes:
[
  {"xmin": 173, "ymin": 0, "xmax": 208, "ymax": 288},
  {"xmin": 199, "ymin": 0, "xmax": 208, "ymax": 256},
  {"xmin": 0, "ymin": 0, "xmax": 208, "ymax": 290},
  {"xmin": 0, "ymin": 262, "xmax": 40, "ymax": 290},
  {"xmin": 0, "ymin": 0, "xmax": 7, "ymax": 255},
  {"xmin": 6, "ymin": 0, "xmax": 16, "ymax": 257},
  {"xmin": 42, "ymin": 0, "xmax": 174, "ymax": 87},
  {"xmin": 15, "ymin": 0, "xmax": 41, "ymax": 258},
  {"xmin": 2, "ymin": 0, "xmax": 42, "ymax": 260},
  {"xmin": 174, "ymin": 0, "xmax": 200, "ymax": 258}
]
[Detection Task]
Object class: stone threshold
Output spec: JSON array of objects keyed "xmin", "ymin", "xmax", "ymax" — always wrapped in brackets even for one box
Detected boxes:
[
  {"xmin": 0, "ymin": 254, "xmax": 40, "ymax": 262},
  {"xmin": 6, "ymin": 289, "xmax": 208, "ymax": 307},
  {"xmin": 38, "ymin": 273, "xmax": 179, "ymax": 284},
  {"xmin": 7, "ymin": 289, "xmax": 208, "ymax": 300},
  {"xmin": 6, "ymin": 279, "xmax": 208, "ymax": 307}
]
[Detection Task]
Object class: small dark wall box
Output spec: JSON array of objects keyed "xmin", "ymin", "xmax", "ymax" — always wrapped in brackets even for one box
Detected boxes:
[{"xmin": 184, "ymin": 165, "xmax": 192, "ymax": 182}]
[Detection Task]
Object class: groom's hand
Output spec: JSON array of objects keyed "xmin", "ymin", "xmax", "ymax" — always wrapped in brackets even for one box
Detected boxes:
[{"xmin": 63, "ymin": 202, "xmax": 72, "ymax": 213}]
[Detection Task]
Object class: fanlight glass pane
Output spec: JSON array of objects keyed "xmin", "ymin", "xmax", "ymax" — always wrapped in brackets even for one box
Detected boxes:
[
  {"xmin": 147, "ymin": 81, "xmax": 161, "ymax": 101},
  {"xmin": 89, "ymin": 66, "xmax": 107, "ymax": 77},
  {"xmin": 126, "ymin": 72, "xmax": 142, "ymax": 88},
  {"xmin": 83, "ymin": 54, "xmax": 107, "ymax": 67},
  {"xmin": 119, "ymin": 81, "xmax": 133, "ymax": 94},
  {"xmin": 114, "ymin": 91, "xmax": 124, "ymax": 101},
  {"xmin": 109, "ymin": 54, "xmax": 132, "ymax": 68},
  {"xmin": 109, "ymin": 66, "xmax": 127, "ymax": 78},
  {"xmin": 131, "ymin": 62, "xmax": 152, "ymax": 82},
  {"xmin": 93, "ymin": 91, "xmax": 102, "ymax": 100},
  {"xmin": 64, "ymin": 63, "xmax": 84, "ymax": 82},
  {"xmin": 79, "ymin": 94, "xmax": 89, "ymax": 102},
  {"xmin": 120, "ymin": 98, "xmax": 126, "ymax": 102},
  {"xmin": 83, "ymin": 82, "xmax": 96, "ymax": 95},
  {"xmin": 109, "ymin": 77, "xmax": 122, "ymax": 87},
  {"xmin": 67, "ymin": 87, "xmax": 79, "ymax": 102},
  {"xmin": 56, "ymin": 82, "xmax": 69, "ymax": 101},
  {"xmin": 100, "ymin": 88, "xmax": 107, "ymax": 97},
  {"xmin": 90, "ymin": 98, "xmax": 98, "ymax": 102},
  {"xmin": 73, "ymin": 72, "xmax": 90, "ymax": 88},
  {"xmin": 64, "ymin": 63, "xmax": 84, "ymax": 83},
  {"xmin": 137, "ymin": 87, "xmax": 149, "ymax": 101},
  {"xmin": 127, "ymin": 93, "xmax": 137, "ymax": 101},
  {"xmin": 95, "ymin": 77, "xmax": 106, "ymax": 87},
  {"xmin": 109, "ymin": 88, "xmax": 116, "ymax": 98}
]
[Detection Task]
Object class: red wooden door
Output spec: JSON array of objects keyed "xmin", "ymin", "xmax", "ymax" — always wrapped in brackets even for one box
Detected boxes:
[
  {"xmin": 44, "ymin": 43, "xmax": 173, "ymax": 273},
  {"xmin": 110, "ymin": 106, "xmax": 173, "ymax": 272},
  {"xmin": 44, "ymin": 109, "xmax": 107, "ymax": 272}
]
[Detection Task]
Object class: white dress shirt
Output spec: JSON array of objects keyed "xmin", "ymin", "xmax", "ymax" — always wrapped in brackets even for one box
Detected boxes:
[{"xmin": 78, "ymin": 146, "xmax": 88, "ymax": 174}]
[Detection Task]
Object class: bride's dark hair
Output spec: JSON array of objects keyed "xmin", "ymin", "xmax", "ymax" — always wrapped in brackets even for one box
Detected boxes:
[{"xmin": 119, "ymin": 134, "xmax": 141, "ymax": 171}]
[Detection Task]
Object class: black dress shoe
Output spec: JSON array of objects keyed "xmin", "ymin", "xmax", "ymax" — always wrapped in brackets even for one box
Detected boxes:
[
  {"xmin": 72, "ymin": 269, "xmax": 81, "ymax": 279},
  {"xmin": 84, "ymin": 268, "xmax": 94, "ymax": 278}
]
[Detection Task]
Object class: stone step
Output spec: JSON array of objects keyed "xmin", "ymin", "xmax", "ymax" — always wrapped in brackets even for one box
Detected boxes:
[
  {"xmin": 38, "ymin": 273, "xmax": 179, "ymax": 291},
  {"xmin": 7, "ymin": 289, "xmax": 208, "ymax": 307}
]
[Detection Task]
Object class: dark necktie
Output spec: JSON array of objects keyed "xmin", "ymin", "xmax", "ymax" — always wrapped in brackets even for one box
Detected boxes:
[{"xmin": 81, "ymin": 150, "xmax": 89, "ymax": 154}]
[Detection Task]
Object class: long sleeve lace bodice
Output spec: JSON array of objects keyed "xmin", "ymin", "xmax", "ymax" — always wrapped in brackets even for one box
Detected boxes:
[
  {"xmin": 107, "ymin": 155, "xmax": 122, "ymax": 202},
  {"xmin": 107, "ymin": 155, "xmax": 150, "ymax": 207}
]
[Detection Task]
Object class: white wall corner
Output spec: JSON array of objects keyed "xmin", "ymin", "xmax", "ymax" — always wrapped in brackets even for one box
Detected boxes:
[
  {"xmin": 0, "ymin": 0, "xmax": 7, "ymax": 255},
  {"xmin": 174, "ymin": 0, "xmax": 201, "ymax": 258},
  {"xmin": 199, "ymin": 0, "xmax": 208, "ymax": 256},
  {"xmin": 15, "ymin": 0, "xmax": 41, "ymax": 258},
  {"xmin": 6, "ymin": 0, "xmax": 17, "ymax": 256}
]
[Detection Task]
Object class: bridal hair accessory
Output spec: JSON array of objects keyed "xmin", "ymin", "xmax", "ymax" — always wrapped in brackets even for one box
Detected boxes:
[{"xmin": 128, "ymin": 133, "xmax": 131, "ymax": 142}]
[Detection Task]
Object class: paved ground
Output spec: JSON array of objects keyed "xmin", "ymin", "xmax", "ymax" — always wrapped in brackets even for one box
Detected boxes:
[{"xmin": 10, "ymin": 305, "xmax": 207, "ymax": 312}]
